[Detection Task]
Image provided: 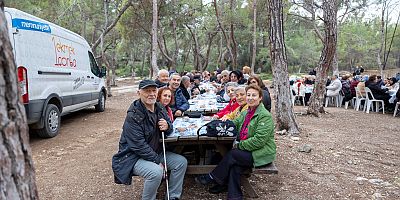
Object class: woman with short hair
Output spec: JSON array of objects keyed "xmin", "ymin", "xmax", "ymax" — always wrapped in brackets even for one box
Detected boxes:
[
  {"xmin": 221, "ymin": 86, "xmax": 248, "ymax": 121},
  {"xmin": 214, "ymin": 82, "xmax": 240, "ymax": 119},
  {"xmin": 247, "ymin": 75, "xmax": 272, "ymax": 112}
]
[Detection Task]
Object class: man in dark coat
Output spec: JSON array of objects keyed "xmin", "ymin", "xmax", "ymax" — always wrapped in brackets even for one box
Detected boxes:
[
  {"xmin": 112, "ymin": 80, "xmax": 187, "ymax": 200},
  {"xmin": 168, "ymin": 73, "xmax": 189, "ymax": 117}
]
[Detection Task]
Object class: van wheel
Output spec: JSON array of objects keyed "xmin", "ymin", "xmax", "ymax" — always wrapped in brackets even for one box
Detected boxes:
[
  {"xmin": 36, "ymin": 104, "xmax": 60, "ymax": 138},
  {"xmin": 95, "ymin": 92, "xmax": 105, "ymax": 112}
]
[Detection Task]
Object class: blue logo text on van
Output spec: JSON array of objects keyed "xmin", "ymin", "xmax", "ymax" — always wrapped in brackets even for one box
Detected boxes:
[{"xmin": 12, "ymin": 18, "xmax": 51, "ymax": 33}]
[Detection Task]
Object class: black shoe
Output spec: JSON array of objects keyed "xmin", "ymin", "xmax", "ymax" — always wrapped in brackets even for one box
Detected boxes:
[
  {"xmin": 195, "ymin": 174, "xmax": 215, "ymax": 185},
  {"xmin": 208, "ymin": 184, "xmax": 228, "ymax": 194}
]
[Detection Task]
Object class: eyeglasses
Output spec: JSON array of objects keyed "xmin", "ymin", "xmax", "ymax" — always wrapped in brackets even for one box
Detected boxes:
[{"xmin": 250, "ymin": 81, "xmax": 258, "ymax": 84}]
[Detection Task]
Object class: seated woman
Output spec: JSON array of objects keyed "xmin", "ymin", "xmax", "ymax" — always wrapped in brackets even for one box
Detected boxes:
[
  {"xmin": 230, "ymin": 70, "xmax": 247, "ymax": 85},
  {"xmin": 157, "ymin": 87, "xmax": 175, "ymax": 122},
  {"xmin": 214, "ymin": 82, "xmax": 240, "ymax": 119},
  {"xmin": 196, "ymin": 85, "xmax": 276, "ymax": 199},
  {"xmin": 221, "ymin": 86, "xmax": 248, "ymax": 121},
  {"xmin": 247, "ymin": 75, "xmax": 272, "ymax": 112}
]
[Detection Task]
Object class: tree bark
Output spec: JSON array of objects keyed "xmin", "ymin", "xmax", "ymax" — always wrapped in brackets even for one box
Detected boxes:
[
  {"xmin": 377, "ymin": 0, "xmax": 386, "ymax": 77},
  {"xmin": 214, "ymin": 0, "xmax": 234, "ymax": 69},
  {"xmin": 202, "ymin": 30, "xmax": 218, "ymax": 70},
  {"xmin": 151, "ymin": 0, "xmax": 159, "ymax": 78},
  {"xmin": 0, "ymin": 2, "xmax": 38, "ymax": 198},
  {"xmin": 251, "ymin": 0, "xmax": 257, "ymax": 74},
  {"xmin": 172, "ymin": 0, "xmax": 178, "ymax": 71},
  {"xmin": 230, "ymin": 0, "xmax": 238, "ymax": 69},
  {"xmin": 307, "ymin": 0, "xmax": 338, "ymax": 117},
  {"xmin": 269, "ymin": 0, "xmax": 300, "ymax": 135}
]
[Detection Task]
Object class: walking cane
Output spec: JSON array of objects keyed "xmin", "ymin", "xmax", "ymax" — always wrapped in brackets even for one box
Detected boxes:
[{"xmin": 161, "ymin": 131, "xmax": 170, "ymax": 200}]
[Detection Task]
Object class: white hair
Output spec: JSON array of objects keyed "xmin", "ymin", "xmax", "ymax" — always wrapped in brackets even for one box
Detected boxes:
[{"xmin": 157, "ymin": 69, "xmax": 169, "ymax": 77}]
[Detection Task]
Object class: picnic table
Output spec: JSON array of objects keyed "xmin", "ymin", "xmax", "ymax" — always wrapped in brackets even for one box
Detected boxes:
[
  {"xmin": 165, "ymin": 117, "xmax": 278, "ymax": 198},
  {"xmin": 186, "ymin": 93, "xmax": 228, "ymax": 115}
]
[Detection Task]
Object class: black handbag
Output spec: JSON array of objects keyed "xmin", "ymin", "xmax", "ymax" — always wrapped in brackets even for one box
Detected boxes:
[{"xmin": 197, "ymin": 120, "xmax": 237, "ymax": 137}]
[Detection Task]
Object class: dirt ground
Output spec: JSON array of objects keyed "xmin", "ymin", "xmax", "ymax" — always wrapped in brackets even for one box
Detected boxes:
[{"xmin": 29, "ymin": 78, "xmax": 400, "ymax": 200}]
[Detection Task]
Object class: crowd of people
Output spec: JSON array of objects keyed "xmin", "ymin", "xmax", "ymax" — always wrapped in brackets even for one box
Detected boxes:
[
  {"xmin": 153, "ymin": 67, "xmax": 272, "ymax": 122},
  {"xmin": 290, "ymin": 71, "xmax": 400, "ymax": 112},
  {"xmin": 112, "ymin": 66, "xmax": 276, "ymax": 200},
  {"xmin": 111, "ymin": 65, "xmax": 399, "ymax": 200}
]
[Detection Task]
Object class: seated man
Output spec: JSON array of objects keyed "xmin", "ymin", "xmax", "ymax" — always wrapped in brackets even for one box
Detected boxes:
[
  {"xmin": 155, "ymin": 69, "xmax": 170, "ymax": 88},
  {"xmin": 168, "ymin": 73, "xmax": 190, "ymax": 117},
  {"xmin": 112, "ymin": 80, "xmax": 187, "ymax": 200},
  {"xmin": 179, "ymin": 75, "xmax": 191, "ymax": 100}
]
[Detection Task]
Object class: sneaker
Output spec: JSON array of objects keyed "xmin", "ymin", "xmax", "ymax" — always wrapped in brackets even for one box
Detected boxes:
[
  {"xmin": 195, "ymin": 174, "xmax": 215, "ymax": 185},
  {"xmin": 208, "ymin": 184, "xmax": 228, "ymax": 194}
]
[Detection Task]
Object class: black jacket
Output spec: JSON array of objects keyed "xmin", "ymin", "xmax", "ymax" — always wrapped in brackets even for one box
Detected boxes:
[
  {"xmin": 155, "ymin": 79, "xmax": 167, "ymax": 88},
  {"xmin": 262, "ymin": 87, "xmax": 272, "ymax": 112},
  {"xmin": 366, "ymin": 82, "xmax": 390, "ymax": 100},
  {"xmin": 112, "ymin": 100, "xmax": 173, "ymax": 185},
  {"xmin": 179, "ymin": 85, "xmax": 190, "ymax": 101}
]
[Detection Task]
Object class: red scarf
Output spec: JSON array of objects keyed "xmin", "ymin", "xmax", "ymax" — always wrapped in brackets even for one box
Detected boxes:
[{"xmin": 239, "ymin": 107, "xmax": 256, "ymax": 140}]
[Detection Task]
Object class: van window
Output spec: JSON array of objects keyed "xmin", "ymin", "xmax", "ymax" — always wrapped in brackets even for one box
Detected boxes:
[{"xmin": 88, "ymin": 51, "xmax": 100, "ymax": 76}]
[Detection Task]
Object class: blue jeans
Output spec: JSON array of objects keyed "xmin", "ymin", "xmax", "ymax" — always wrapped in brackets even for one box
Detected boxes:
[{"xmin": 133, "ymin": 151, "xmax": 187, "ymax": 200}]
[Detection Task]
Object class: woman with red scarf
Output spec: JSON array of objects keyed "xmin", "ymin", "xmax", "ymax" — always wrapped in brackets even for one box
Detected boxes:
[
  {"xmin": 196, "ymin": 85, "xmax": 276, "ymax": 200},
  {"xmin": 214, "ymin": 82, "xmax": 240, "ymax": 119}
]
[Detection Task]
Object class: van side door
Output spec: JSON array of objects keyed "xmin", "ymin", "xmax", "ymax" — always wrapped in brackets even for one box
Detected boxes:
[{"xmin": 88, "ymin": 51, "xmax": 103, "ymax": 100}]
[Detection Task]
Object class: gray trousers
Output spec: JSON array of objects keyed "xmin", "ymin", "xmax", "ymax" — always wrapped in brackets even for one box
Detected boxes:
[{"xmin": 133, "ymin": 151, "xmax": 187, "ymax": 200}]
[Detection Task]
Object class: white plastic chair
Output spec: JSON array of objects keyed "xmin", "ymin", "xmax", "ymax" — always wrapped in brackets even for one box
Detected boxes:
[
  {"xmin": 325, "ymin": 94, "xmax": 341, "ymax": 107},
  {"xmin": 364, "ymin": 87, "xmax": 385, "ymax": 114},
  {"xmin": 394, "ymin": 102, "xmax": 400, "ymax": 117},
  {"xmin": 354, "ymin": 87, "xmax": 366, "ymax": 111}
]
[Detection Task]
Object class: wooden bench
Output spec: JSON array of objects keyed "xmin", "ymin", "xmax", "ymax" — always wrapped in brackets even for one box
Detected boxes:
[
  {"xmin": 242, "ymin": 162, "xmax": 279, "ymax": 198},
  {"xmin": 186, "ymin": 162, "xmax": 279, "ymax": 198}
]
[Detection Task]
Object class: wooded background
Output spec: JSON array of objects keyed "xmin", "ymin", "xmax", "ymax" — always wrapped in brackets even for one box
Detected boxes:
[{"xmin": 8, "ymin": 0, "xmax": 400, "ymax": 78}]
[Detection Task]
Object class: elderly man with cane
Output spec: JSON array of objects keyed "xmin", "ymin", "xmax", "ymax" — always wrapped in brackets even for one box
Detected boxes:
[{"xmin": 112, "ymin": 80, "xmax": 187, "ymax": 200}]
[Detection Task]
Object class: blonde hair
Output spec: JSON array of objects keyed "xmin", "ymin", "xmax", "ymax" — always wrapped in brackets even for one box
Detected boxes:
[{"xmin": 242, "ymin": 66, "xmax": 251, "ymax": 74}]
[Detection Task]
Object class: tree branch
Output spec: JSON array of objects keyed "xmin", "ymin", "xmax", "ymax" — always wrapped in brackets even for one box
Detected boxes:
[{"xmin": 92, "ymin": 0, "xmax": 133, "ymax": 52}]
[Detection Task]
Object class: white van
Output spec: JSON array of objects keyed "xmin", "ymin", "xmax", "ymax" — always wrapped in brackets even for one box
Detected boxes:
[{"xmin": 5, "ymin": 8, "xmax": 107, "ymax": 138}]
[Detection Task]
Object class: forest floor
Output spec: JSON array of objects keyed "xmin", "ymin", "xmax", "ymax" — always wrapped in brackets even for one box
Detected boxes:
[{"xmin": 29, "ymin": 78, "xmax": 400, "ymax": 200}]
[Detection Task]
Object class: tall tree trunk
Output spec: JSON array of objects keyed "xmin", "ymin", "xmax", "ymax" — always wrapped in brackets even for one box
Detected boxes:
[
  {"xmin": 0, "ymin": 2, "xmax": 38, "ymax": 198},
  {"xmin": 151, "ymin": 0, "xmax": 159, "ymax": 78},
  {"xmin": 251, "ymin": 0, "xmax": 257, "ymax": 74},
  {"xmin": 377, "ymin": 0, "xmax": 386, "ymax": 77},
  {"xmin": 103, "ymin": 55, "xmax": 112, "ymax": 97},
  {"xmin": 172, "ymin": 0, "xmax": 178, "ymax": 71},
  {"xmin": 182, "ymin": 40, "xmax": 191, "ymax": 69},
  {"xmin": 307, "ymin": 0, "xmax": 338, "ymax": 117},
  {"xmin": 384, "ymin": 12, "xmax": 400, "ymax": 70},
  {"xmin": 101, "ymin": 0, "xmax": 110, "ymax": 95},
  {"xmin": 230, "ymin": 0, "xmax": 238, "ymax": 69},
  {"xmin": 217, "ymin": 34, "xmax": 223, "ymax": 69},
  {"xmin": 214, "ymin": 0, "xmax": 234, "ymax": 69},
  {"xmin": 141, "ymin": 46, "xmax": 147, "ymax": 78},
  {"xmin": 186, "ymin": 25, "xmax": 202, "ymax": 71},
  {"xmin": 269, "ymin": 0, "xmax": 300, "ymax": 135},
  {"xmin": 202, "ymin": 31, "xmax": 218, "ymax": 70}
]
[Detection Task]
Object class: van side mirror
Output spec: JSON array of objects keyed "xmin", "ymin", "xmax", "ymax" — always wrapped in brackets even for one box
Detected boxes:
[{"xmin": 100, "ymin": 67, "xmax": 106, "ymax": 78}]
